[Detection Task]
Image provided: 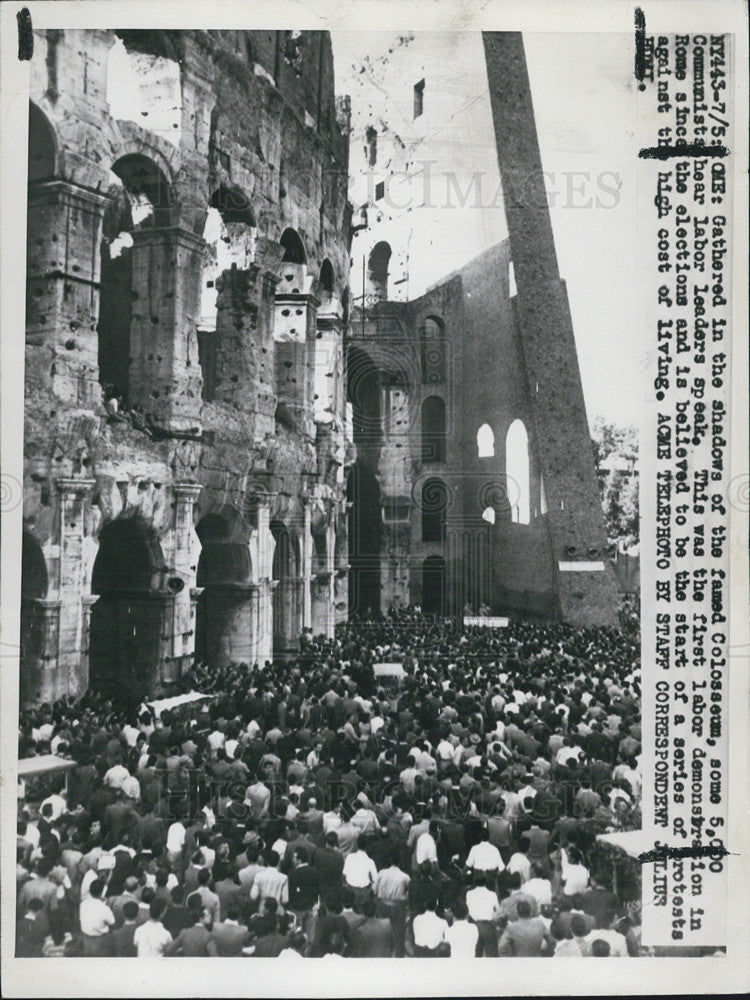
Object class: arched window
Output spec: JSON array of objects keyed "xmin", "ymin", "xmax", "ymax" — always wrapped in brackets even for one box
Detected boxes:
[
  {"xmin": 421, "ymin": 396, "xmax": 446, "ymax": 463},
  {"xmin": 421, "ymin": 317, "xmax": 446, "ymax": 385},
  {"xmin": 319, "ymin": 258, "xmax": 335, "ymax": 295},
  {"xmin": 280, "ymin": 228, "xmax": 306, "ymax": 264},
  {"xmin": 28, "ymin": 102, "xmax": 56, "ymax": 182},
  {"xmin": 347, "ymin": 461, "xmax": 382, "ymax": 617},
  {"xmin": 347, "ymin": 347, "xmax": 380, "ymax": 451},
  {"xmin": 97, "ymin": 155, "xmax": 172, "ymax": 404},
  {"xmin": 422, "ymin": 556, "xmax": 446, "ymax": 615},
  {"xmin": 477, "ymin": 423, "xmax": 494, "ymax": 458},
  {"xmin": 506, "ymin": 419, "xmax": 530, "ymax": 524},
  {"xmin": 421, "ymin": 477, "xmax": 447, "ymax": 543},
  {"xmin": 367, "ymin": 241, "xmax": 391, "ymax": 301}
]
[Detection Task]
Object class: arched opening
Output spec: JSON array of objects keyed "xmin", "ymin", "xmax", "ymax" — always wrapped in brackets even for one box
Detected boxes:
[
  {"xmin": 422, "ymin": 556, "xmax": 446, "ymax": 616},
  {"xmin": 421, "ymin": 396, "xmax": 446, "ymax": 463},
  {"xmin": 420, "ymin": 316, "xmax": 446, "ymax": 385},
  {"xmin": 319, "ymin": 258, "xmax": 335, "ymax": 296},
  {"xmin": 89, "ymin": 516, "xmax": 166, "ymax": 706},
  {"xmin": 19, "ymin": 532, "xmax": 48, "ymax": 707},
  {"xmin": 477, "ymin": 423, "xmax": 495, "ymax": 458},
  {"xmin": 347, "ymin": 462, "xmax": 382, "ymax": 618},
  {"xmin": 198, "ymin": 187, "xmax": 256, "ymax": 399},
  {"xmin": 506, "ymin": 419, "xmax": 530, "ymax": 524},
  {"xmin": 347, "ymin": 346, "xmax": 380, "ymax": 457},
  {"xmin": 28, "ymin": 102, "xmax": 56, "ymax": 183},
  {"xmin": 280, "ymin": 227, "xmax": 306, "ymax": 265},
  {"xmin": 367, "ymin": 241, "xmax": 391, "ymax": 302},
  {"xmin": 271, "ymin": 521, "xmax": 301, "ymax": 658},
  {"xmin": 107, "ymin": 34, "xmax": 182, "ymax": 148},
  {"xmin": 194, "ymin": 512, "xmax": 254, "ymax": 666},
  {"xmin": 97, "ymin": 155, "xmax": 172, "ymax": 406},
  {"xmin": 421, "ymin": 477, "xmax": 448, "ymax": 543}
]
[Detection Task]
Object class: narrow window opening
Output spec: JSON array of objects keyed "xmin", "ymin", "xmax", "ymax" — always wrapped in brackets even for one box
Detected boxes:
[{"xmin": 477, "ymin": 423, "xmax": 494, "ymax": 458}]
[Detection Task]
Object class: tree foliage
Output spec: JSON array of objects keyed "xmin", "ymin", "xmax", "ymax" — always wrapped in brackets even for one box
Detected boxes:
[{"xmin": 591, "ymin": 417, "xmax": 639, "ymax": 549}]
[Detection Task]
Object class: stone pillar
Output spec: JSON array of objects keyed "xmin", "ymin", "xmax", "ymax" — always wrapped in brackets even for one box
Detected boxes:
[
  {"xmin": 25, "ymin": 181, "xmax": 109, "ymax": 412},
  {"xmin": 255, "ymin": 494, "xmax": 275, "ymax": 665},
  {"xmin": 274, "ymin": 264, "xmax": 319, "ymax": 439},
  {"xmin": 30, "ymin": 599, "xmax": 62, "ymax": 705},
  {"xmin": 79, "ymin": 594, "xmax": 99, "ymax": 693},
  {"xmin": 301, "ymin": 500, "xmax": 313, "ymax": 630},
  {"xmin": 202, "ymin": 584, "xmax": 257, "ymax": 665},
  {"xmin": 129, "ymin": 227, "xmax": 205, "ymax": 435},
  {"xmin": 170, "ymin": 482, "xmax": 202, "ymax": 677},
  {"xmin": 55, "ymin": 477, "xmax": 96, "ymax": 697}
]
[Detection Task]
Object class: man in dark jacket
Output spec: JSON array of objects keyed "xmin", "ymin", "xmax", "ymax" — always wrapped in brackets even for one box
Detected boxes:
[{"xmin": 351, "ymin": 898, "xmax": 395, "ymax": 957}]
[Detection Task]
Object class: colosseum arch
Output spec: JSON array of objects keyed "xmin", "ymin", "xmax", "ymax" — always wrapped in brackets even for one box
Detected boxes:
[
  {"xmin": 194, "ymin": 509, "xmax": 255, "ymax": 667},
  {"xmin": 89, "ymin": 515, "xmax": 167, "ymax": 707},
  {"xmin": 28, "ymin": 102, "xmax": 57, "ymax": 183}
]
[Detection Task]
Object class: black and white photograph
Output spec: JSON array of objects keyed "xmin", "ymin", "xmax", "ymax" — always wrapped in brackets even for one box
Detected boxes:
[{"xmin": 1, "ymin": 1, "xmax": 747, "ymax": 996}]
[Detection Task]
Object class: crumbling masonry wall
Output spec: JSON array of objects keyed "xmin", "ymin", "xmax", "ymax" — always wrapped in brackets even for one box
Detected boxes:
[{"xmin": 20, "ymin": 29, "xmax": 351, "ymax": 707}]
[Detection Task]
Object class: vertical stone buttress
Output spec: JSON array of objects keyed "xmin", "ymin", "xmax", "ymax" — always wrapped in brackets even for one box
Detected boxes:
[
  {"xmin": 25, "ymin": 174, "xmax": 110, "ymax": 699},
  {"xmin": 482, "ymin": 32, "xmax": 619, "ymax": 626}
]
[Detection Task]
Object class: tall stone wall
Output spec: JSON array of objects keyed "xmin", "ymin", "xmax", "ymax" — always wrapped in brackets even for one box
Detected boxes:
[{"xmin": 20, "ymin": 29, "xmax": 351, "ymax": 707}]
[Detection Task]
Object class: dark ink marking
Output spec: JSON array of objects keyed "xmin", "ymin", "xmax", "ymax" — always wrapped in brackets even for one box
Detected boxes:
[
  {"xmin": 17, "ymin": 8, "xmax": 33, "ymax": 61},
  {"xmin": 639, "ymin": 143, "xmax": 730, "ymax": 160},
  {"xmin": 634, "ymin": 7, "xmax": 646, "ymax": 90},
  {"xmin": 639, "ymin": 844, "xmax": 731, "ymax": 864}
]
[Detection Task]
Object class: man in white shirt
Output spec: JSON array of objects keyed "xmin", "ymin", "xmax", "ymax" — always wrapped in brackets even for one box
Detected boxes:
[
  {"xmin": 207, "ymin": 726, "xmax": 226, "ymax": 752},
  {"xmin": 103, "ymin": 762, "xmax": 130, "ymax": 791},
  {"xmin": 166, "ymin": 819, "xmax": 186, "ymax": 870},
  {"xmin": 81, "ymin": 853, "xmax": 114, "ymax": 901},
  {"xmin": 561, "ymin": 847, "xmax": 590, "ymax": 897},
  {"xmin": 343, "ymin": 847, "xmax": 377, "ymax": 905},
  {"xmin": 39, "ymin": 792, "xmax": 67, "ymax": 822},
  {"xmin": 465, "ymin": 828, "xmax": 505, "ymax": 876},
  {"xmin": 79, "ymin": 878, "xmax": 115, "ymax": 956},
  {"xmin": 524, "ymin": 873, "xmax": 552, "ymax": 908},
  {"xmin": 250, "ymin": 851, "xmax": 289, "ymax": 907},
  {"xmin": 412, "ymin": 899, "xmax": 448, "ymax": 957},
  {"xmin": 465, "ymin": 873, "xmax": 501, "ymax": 956},
  {"xmin": 133, "ymin": 898, "xmax": 173, "ymax": 957},
  {"xmin": 507, "ymin": 849, "xmax": 532, "ymax": 883},
  {"xmin": 414, "ymin": 825, "xmax": 439, "ymax": 869},
  {"xmin": 445, "ymin": 899, "xmax": 479, "ymax": 958}
]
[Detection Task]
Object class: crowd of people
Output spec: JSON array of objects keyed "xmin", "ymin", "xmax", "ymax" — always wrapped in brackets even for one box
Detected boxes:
[{"xmin": 17, "ymin": 610, "xmax": 647, "ymax": 959}]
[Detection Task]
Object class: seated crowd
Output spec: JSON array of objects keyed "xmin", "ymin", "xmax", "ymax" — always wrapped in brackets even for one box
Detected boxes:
[{"xmin": 17, "ymin": 611, "xmax": 645, "ymax": 958}]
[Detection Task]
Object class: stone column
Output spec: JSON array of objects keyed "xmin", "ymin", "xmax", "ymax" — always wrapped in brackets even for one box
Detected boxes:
[
  {"xmin": 206, "ymin": 584, "xmax": 258, "ymax": 665},
  {"xmin": 129, "ymin": 227, "xmax": 205, "ymax": 435},
  {"xmin": 170, "ymin": 481, "xmax": 202, "ymax": 677},
  {"xmin": 254, "ymin": 493, "xmax": 275, "ymax": 665},
  {"xmin": 31, "ymin": 599, "xmax": 62, "ymax": 705},
  {"xmin": 79, "ymin": 594, "xmax": 99, "ymax": 694},
  {"xmin": 55, "ymin": 477, "xmax": 95, "ymax": 697},
  {"xmin": 301, "ymin": 499, "xmax": 313, "ymax": 631}
]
